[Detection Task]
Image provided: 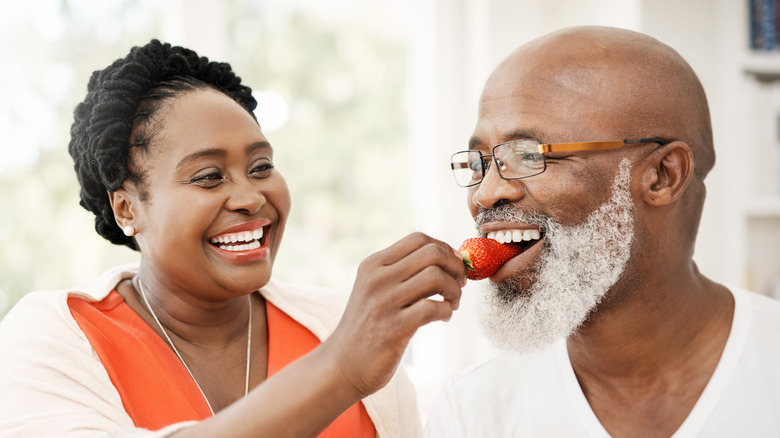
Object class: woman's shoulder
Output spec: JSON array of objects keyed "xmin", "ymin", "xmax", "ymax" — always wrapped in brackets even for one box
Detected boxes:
[
  {"xmin": 260, "ymin": 279, "xmax": 350, "ymax": 339},
  {"xmin": 1, "ymin": 289, "xmax": 68, "ymax": 333},
  {"xmin": 67, "ymin": 263, "xmax": 139, "ymax": 301},
  {"xmin": 0, "ymin": 266, "xmax": 143, "ymax": 437},
  {"xmin": 1, "ymin": 264, "xmax": 139, "ymax": 336},
  {"xmin": 261, "ymin": 278, "xmax": 348, "ymax": 307}
]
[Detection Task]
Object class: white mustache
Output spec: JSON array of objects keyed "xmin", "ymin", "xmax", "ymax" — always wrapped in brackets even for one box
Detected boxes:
[{"xmin": 475, "ymin": 205, "xmax": 554, "ymax": 234}]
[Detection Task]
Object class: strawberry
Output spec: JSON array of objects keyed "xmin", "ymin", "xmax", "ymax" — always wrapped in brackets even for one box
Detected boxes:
[{"xmin": 459, "ymin": 238, "xmax": 522, "ymax": 280}]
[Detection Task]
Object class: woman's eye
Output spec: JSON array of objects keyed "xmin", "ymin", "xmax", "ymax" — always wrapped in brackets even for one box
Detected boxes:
[
  {"xmin": 190, "ymin": 171, "xmax": 225, "ymax": 187},
  {"xmin": 250, "ymin": 162, "xmax": 274, "ymax": 178}
]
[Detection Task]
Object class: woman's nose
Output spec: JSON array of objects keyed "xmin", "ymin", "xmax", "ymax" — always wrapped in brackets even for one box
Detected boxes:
[{"xmin": 226, "ymin": 180, "xmax": 266, "ymax": 214}]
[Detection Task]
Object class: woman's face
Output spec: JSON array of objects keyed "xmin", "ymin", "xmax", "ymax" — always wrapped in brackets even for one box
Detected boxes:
[{"xmin": 126, "ymin": 88, "xmax": 290, "ymax": 298}]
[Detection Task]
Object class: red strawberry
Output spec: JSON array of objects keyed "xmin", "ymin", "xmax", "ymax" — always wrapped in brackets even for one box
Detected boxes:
[{"xmin": 459, "ymin": 238, "xmax": 522, "ymax": 280}]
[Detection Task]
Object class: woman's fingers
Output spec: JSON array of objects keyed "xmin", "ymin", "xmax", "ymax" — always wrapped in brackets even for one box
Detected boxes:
[
  {"xmin": 403, "ymin": 295, "xmax": 457, "ymax": 326},
  {"xmin": 331, "ymin": 232, "xmax": 465, "ymax": 395},
  {"xmin": 395, "ymin": 238, "xmax": 467, "ymax": 284},
  {"xmin": 362, "ymin": 232, "xmax": 462, "ymax": 275},
  {"xmin": 391, "ymin": 264, "xmax": 462, "ymax": 310},
  {"xmin": 365, "ymin": 236, "xmax": 465, "ymax": 309}
]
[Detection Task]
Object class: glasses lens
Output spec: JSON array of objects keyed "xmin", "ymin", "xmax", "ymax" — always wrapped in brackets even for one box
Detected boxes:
[
  {"xmin": 451, "ymin": 151, "xmax": 484, "ymax": 187},
  {"xmin": 493, "ymin": 140, "xmax": 546, "ymax": 179}
]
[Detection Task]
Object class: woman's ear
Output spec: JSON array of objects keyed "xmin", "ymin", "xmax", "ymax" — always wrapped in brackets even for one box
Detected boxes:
[
  {"xmin": 641, "ymin": 141, "xmax": 695, "ymax": 206},
  {"xmin": 109, "ymin": 184, "xmax": 139, "ymax": 236}
]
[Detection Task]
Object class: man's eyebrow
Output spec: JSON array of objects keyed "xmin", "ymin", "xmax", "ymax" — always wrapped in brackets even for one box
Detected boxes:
[
  {"xmin": 467, "ymin": 137, "xmax": 483, "ymax": 150},
  {"xmin": 468, "ymin": 129, "xmax": 544, "ymax": 150},
  {"xmin": 176, "ymin": 141, "xmax": 272, "ymax": 170}
]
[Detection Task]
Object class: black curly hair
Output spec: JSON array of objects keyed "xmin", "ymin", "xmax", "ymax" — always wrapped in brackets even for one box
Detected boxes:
[{"xmin": 68, "ymin": 39, "xmax": 257, "ymax": 250}]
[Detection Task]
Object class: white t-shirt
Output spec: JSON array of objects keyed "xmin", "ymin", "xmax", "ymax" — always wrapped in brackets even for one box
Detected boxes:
[{"xmin": 425, "ymin": 286, "xmax": 780, "ymax": 437}]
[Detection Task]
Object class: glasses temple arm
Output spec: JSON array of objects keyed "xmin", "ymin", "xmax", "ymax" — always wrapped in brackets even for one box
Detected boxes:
[{"xmin": 537, "ymin": 137, "xmax": 668, "ymax": 153}]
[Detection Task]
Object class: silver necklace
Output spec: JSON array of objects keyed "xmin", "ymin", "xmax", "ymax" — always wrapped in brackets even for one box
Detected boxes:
[{"xmin": 134, "ymin": 277, "xmax": 252, "ymax": 415}]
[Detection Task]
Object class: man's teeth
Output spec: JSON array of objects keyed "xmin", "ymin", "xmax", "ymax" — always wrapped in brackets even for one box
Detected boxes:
[
  {"xmin": 487, "ymin": 229, "xmax": 541, "ymax": 244},
  {"xmin": 209, "ymin": 229, "xmax": 264, "ymax": 249}
]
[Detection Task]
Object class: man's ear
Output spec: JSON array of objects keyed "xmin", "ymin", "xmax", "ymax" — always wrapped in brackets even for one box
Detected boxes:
[
  {"xmin": 108, "ymin": 184, "xmax": 139, "ymax": 232},
  {"xmin": 641, "ymin": 141, "xmax": 695, "ymax": 206}
]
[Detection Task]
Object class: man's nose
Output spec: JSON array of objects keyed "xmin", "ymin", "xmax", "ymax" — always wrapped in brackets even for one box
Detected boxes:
[{"xmin": 471, "ymin": 161, "xmax": 525, "ymax": 209}]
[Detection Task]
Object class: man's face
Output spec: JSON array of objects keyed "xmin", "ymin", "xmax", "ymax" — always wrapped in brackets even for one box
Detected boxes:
[
  {"xmin": 477, "ymin": 159, "xmax": 635, "ymax": 352},
  {"xmin": 466, "ymin": 48, "xmax": 641, "ymax": 352},
  {"xmin": 467, "ymin": 49, "xmax": 636, "ymax": 280}
]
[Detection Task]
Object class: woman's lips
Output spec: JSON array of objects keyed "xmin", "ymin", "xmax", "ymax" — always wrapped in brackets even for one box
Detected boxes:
[
  {"xmin": 207, "ymin": 219, "xmax": 273, "ymax": 262},
  {"xmin": 209, "ymin": 218, "xmax": 272, "ymax": 239}
]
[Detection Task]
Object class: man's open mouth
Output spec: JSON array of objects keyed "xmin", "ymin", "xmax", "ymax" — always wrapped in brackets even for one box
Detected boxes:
[{"xmin": 486, "ymin": 228, "xmax": 544, "ymax": 252}]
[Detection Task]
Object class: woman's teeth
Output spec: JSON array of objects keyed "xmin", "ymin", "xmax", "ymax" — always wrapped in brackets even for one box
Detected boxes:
[
  {"xmin": 209, "ymin": 228, "xmax": 264, "ymax": 251},
  {"xmin": 216, "ymin": 240, "xmax": 261, "ymax": 252},
  {"xmin": 487, "ymin": 229, "xmax": 541, "ymax": 244}
]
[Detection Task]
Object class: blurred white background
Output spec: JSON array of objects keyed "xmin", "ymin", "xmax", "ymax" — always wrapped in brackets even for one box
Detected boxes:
[{"xmin": 1, "ymin": 0, "xmax": 777, "ymax": 424}]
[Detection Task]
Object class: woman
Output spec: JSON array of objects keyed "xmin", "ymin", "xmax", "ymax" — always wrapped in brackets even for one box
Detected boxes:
[{"xmin": 0, "ymin": 40, "xmax": 464, "ymax": 437}]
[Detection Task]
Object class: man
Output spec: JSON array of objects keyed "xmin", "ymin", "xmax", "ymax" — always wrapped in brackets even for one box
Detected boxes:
[{"xmin": 426, "ymin": 26, "xmax": 780, "ymax": 437}]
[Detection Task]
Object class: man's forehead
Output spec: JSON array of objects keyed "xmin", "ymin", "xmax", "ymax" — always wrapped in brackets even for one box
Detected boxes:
[
  {"xmin": 472, "ymin": 71, "xmax": 614, "ymax": 147},
  {"xmin": 472, "ymin": 46, "xmax": 657, "ymax": 147},
  {"xmin": 468, "ymin": 125, "xmax": 547, "ymax": 150},
  {"xmin": 483, "ymin": 49, "xmax": 624, "ymax": 101},
  {"xmin": 483, "ymin": 26, "xmax": 655, "ymax": 103}
]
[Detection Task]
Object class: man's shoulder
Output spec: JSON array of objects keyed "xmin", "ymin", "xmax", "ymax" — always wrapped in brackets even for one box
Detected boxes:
[
  {"xmin": 717, "ymin": 285, "xmax": 780, "ymax": 388},
  {"xmin": 730, "ymin": 285, "xmax": 780, "ymax": 329},
  {"xmin": 743, "ymin": 289, "xmax": 780, "ymax": 314},
  {"xmin": 447, "ymin": 341, "xmax": 566, "ymax": 395},
  {"xmin": 428, "ymin": 341, "xmax": 581, "ymax": 435}
]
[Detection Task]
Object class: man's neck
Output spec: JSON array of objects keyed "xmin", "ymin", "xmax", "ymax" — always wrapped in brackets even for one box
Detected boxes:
[{"xmin": 565, "ymin": 271, "xmax": 734, "ymax": 437}]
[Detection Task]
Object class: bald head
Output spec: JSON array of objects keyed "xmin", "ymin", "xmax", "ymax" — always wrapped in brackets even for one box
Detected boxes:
[{"xmin": 483, "ymin": 26, "xmax": 714, "ymax": 180}]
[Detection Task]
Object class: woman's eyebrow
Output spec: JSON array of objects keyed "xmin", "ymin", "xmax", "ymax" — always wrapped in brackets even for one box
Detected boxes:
[
  {"xmin": 175, "ymin": 142, "xmax": 272, "ymax": 170},
  {"xmin": 176, "ymin": 149, "xmax": 226, "ymax": 170},
  {"xmin": 246, "ymin": 141, "xmax": 271, "ymax": 155}
]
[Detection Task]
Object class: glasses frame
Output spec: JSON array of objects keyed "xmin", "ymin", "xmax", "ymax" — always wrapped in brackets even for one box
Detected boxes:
[{"xmin": 450, "ymin": 137, "xmax": 668, "ymax": 187}]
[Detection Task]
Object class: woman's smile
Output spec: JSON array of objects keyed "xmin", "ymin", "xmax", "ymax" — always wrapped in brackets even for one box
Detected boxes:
[{"xmin": 208, "ymin": 219, "xmax": 273, "ymax": 262}]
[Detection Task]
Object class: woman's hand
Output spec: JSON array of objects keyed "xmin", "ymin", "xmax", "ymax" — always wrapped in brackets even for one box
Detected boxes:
[
  {"xmin": 325, "ymin": 232, "xmax": 466, "ymax": 397},
  {"xmin": 135, "ymin": 232, "xmax": 466, "ymax": 438}
]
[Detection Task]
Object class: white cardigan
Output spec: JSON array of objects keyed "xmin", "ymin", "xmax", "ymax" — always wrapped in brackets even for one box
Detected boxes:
[{"xmin": 0, "ymin": 264, "xmax": 422, "ymax": 438}]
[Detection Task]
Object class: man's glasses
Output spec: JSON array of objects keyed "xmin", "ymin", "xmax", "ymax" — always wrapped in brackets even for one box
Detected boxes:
[{"xmin": 450, "ymin": 137, "xmax": 667, "ymax": 187}]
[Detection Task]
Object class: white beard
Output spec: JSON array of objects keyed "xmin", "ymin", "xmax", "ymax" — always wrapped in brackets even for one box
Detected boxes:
[{"xmin": 477, "ymin": 158, "xmax": 635, "ymax": 353}]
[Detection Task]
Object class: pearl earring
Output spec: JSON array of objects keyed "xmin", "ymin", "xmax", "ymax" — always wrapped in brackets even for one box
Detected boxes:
[{"xmin": 123, "ymin": 225, "xmax": 136, "ymax": 236}]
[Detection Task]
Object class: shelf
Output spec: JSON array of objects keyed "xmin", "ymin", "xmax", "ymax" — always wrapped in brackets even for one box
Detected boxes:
[
  {"xmin": 743, "ymin": 52, "xmax": 780, "ymax": 81},
  {"xmin": 745, "ymin": 195, "xmax": 780, "ymax": 217}
]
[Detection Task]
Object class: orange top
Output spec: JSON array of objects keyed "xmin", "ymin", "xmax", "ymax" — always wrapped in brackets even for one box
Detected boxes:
[
  {"xmin": 69, "ymin": 290, "xmax": 375, "ymax": 437},
  {"xmin": 266, "ymin": 300, "xmax": 375, "ymax": 437}
]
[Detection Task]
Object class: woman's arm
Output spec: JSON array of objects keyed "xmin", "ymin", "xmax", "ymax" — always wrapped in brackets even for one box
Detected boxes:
[
  {"xmin": 0, "ymin": 233, "xmax": 462, "ymax": 438},
  {"xmin": 173, "ymin": 232, "xmax": 464, "ymax": 437}
]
